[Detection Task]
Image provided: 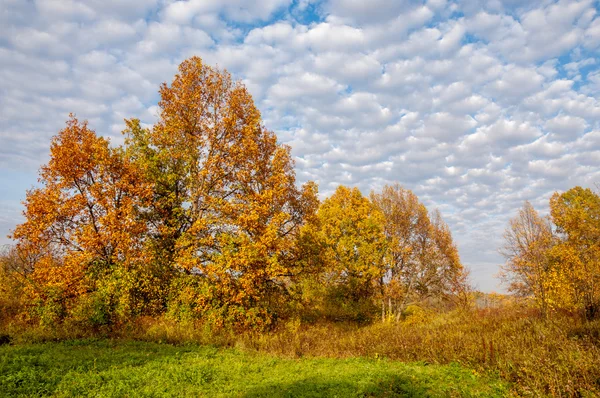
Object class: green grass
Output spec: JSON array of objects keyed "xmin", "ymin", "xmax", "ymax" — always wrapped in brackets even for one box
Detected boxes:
[{"xmin": 0, "ymin": 340, "xmax": 509, "ymax": 397}]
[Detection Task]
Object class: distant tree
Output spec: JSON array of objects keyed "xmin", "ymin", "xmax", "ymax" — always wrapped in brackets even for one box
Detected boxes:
[
  {"xmin": 500, "ymin": 201, "xmax": 555, "ymax": 318},
  {"xmin": 550, "ymin": 187, "xmax": 600, "ymax": 320},
  {"xmin": 371, "ymin": 184, "xmax": 469, "ymax": 320},
  {"xmin": 429, "ymin": 209, "xmax": 471, "ymax": 307}
]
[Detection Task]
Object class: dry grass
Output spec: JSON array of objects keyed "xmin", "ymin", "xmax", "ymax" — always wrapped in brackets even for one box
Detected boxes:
[{"xmin": 242, "ymin": 309, "xmax": 598, "ymax": 398}]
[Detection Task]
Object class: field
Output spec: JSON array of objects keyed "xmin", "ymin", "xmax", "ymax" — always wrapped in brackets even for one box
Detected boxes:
[
  {"xmin": 0, "ymin": 340, "xmax": 508, "ymax": 397},
  {"xmin": 2, "ymin": 307, "xmax": 600, "ymax": 397}
]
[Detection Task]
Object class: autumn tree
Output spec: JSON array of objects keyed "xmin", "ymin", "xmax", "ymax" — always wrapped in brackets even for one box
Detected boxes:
[
  {"xmin": 125, "ymin": 57, "xmax": 318, "ymax": 328},
  {"xmin": 500, "ymin": 201, "xmax": 556, "ymax": 318},
  {"xmin": 370, "ymin": 184, "xmax": 469, "ymax": 320},
  {"xmin": 300, "ymin": 185, "xmax": 386, "ymax": 321},
  {"xmin": 550, "ymin": 187, "xmax": 600, "ymax": 320},
  {"xmin": 0, "ymin": 245, "xmax": 30, "ymax": 323},
  {"xmin": 11, "ymin": 117, "xmax": 154, "ymax": 325},
  {"xmin": 429, "ymin": 209, "xmax": 471, "ymax": 307}
]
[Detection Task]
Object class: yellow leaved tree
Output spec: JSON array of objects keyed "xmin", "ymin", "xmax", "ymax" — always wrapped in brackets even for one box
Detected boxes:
[
  {"xmin": 550, "ymin": 187, "xmax": 600, "ymax": 320},
  {"xmin": 299, "ymin": 185, "xmax": 387, "ymax": 321},
  {"xmin": 500, "ymin": 201, "xmax": 557, "ymax": 317},
  {"xmin": 501, "ymin": 189, "xmax": 600, "ymax": 319}
]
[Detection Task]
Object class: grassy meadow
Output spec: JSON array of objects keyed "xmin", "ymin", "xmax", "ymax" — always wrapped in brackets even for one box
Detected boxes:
[
  {"xmin": 2, "ymin": 306, "xmax": 600, "ymax": 397},
  {"xmin": 0, "ymin": 340, "xmax": 508, "ymax": 397}
]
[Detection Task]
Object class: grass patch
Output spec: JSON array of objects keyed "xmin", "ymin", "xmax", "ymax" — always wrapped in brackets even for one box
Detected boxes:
[
  {"xmin": 0, "ymin": 340, "xmax": 508, "ymax": 397},
  {"xmin": 3, "ymin": 308, "xmax": 599, "ymax": 396}
]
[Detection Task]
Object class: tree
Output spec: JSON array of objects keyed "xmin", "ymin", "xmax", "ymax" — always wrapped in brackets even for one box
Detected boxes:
[
  {"xmin": 429, "ymin": 209, "xmax": 471, "ymax": 306},
  {"xmin": 0, "ymin": 245, "xmax": 31, "ymax": 323},
  {"xmin": 303, "ymin": 185, "xmax": 387, "ymax": 321},
  {"xmin": 550, "ymin": 187, "xmax": 600, "ymax": 320},
  {"xmin": 11, "ymin": 116, "xmax": 153, "ymax": 324},
  {"xmin": 126, "ymin": 57, "xmax": 318, "ymax": 328},
  {"xmin": 371, "ymin": 184, "xmax": 469, "ymax": 320},
  {"xmin": 500, "ymin": 201, "xmax": 555, "ymax": 318}
]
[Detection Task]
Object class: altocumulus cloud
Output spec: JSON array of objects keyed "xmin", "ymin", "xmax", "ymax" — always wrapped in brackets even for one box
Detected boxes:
[{"xmin": 1, "ymin": 0, "xmax": 599, "ymax": 291}]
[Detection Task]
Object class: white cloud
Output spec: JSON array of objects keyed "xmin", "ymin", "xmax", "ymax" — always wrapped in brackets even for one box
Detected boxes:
[
  {"xmin": 486, "ymin": 65, "xmax": 545, "ymax": 100},
  {"xmin": 325, "ymin": 0, "xmax": 418, "ymax": 24},
  {"xmin": 544, "ymin": 114, "xmax": 588, "ymax": 140},
  {"xmin": 466, "ymin": 0, "xmax": 595, "ymax": 63},
  {"xmin": 162, "ymin": 0, "xmax": 292, "ymax": 24},
  {"xmin": 584, "ymin": 16, "xmax": 600, "ymax": 48}
]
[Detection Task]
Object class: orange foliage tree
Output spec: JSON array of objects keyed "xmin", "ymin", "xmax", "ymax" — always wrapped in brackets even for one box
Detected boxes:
[
  {"xmin": 12, "ymin": 58, "xmax": 319, "ymax": 330},
  {"xmin": 123, "ymin": 57, "xmax": 319, "ymax": 328},
  {"xmin": 11, "ymin": 117, "xmax": 153, "ymax": 325}
]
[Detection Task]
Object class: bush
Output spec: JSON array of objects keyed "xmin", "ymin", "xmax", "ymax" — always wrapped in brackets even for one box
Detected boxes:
[{"xmin": 0, "ymin": 246, "xmax": 27, "ymax": 325}]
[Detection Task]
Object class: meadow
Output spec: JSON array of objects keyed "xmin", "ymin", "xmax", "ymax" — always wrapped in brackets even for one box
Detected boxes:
[
  {"xmin": 0, "ymin": 339, "xmax": 508, "ymax": 397},
  {"xmin": 2, "ymin": 305, "xmax": 599, "ymax": 397}
]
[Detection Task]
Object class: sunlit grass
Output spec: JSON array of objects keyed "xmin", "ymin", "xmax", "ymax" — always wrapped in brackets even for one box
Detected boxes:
[{"xmin": 0, "ymin": 340, "xmax": 508, "ymax": 397}]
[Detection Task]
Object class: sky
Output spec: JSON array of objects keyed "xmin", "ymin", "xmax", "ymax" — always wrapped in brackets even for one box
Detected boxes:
[{"xmin": 1, "ymin": 0, "xmax": 599, "ymax": 292}]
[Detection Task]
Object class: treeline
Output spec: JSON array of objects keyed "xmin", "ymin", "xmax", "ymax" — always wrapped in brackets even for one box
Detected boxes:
[
  {"xmin": 0, "ymin": 57, "xmax": 468, "ymax": 331},
  {"xmin": 501, "ymin": 188, "xmax": 600, "ymax": 320}
]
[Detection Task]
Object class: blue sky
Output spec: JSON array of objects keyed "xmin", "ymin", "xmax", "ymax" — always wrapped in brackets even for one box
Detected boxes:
[{"xmin": 1, "ymin": 0, "xmax": 599, "ymax": 292}]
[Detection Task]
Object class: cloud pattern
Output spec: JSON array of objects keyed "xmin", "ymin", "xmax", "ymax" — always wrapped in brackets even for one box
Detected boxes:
[{"xmin": 1, "ymin": 0, "xmax": 599, "ymax": 291}]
